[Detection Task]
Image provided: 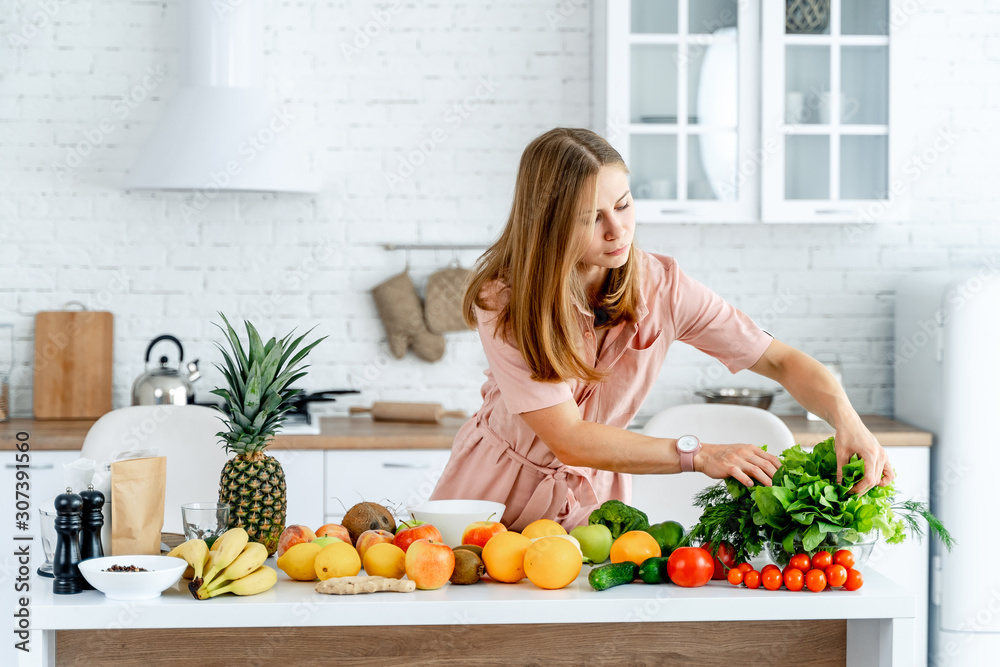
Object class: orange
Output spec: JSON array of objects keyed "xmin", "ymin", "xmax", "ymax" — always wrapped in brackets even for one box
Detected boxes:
[
  {"xmin": 313, "ymin": 542, "xmax": 362, "ymax": 581},
  {"xmin": 524, "ymin": 536, "xmax": 583, "ymax": 590},
  {"xmin": 481, "ymin": 531, "xmax": 531, "ymax": 583},
  {"xmin": 363, "ymin": 542, "xmax": 406, "ymax": 579},
  {"xmin": 609, "ymin": 530, "xmax": 661, "ymax": 566},
  {"xmin": 521, "ymin": 519, "xmax": 567, "ymax": 540}
]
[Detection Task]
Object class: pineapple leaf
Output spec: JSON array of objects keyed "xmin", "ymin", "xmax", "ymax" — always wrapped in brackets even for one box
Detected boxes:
[
  {"xmin": 216, "ymin": 313, "xmax": 249, "ymax": 376},
  {"xmin": 282, "ymin": 337, "xmax": 328, "ymax": 373},
  {"xmin": 278, "ymin": 327, "xmax": 316, "ymax": 368},
  {"xmin": 243, "ymin": 362, "xmax": 264, "ymax": 420},
  {"xmin": 245, "ymin": 321, "xmax": 266, "ymax": 363}
]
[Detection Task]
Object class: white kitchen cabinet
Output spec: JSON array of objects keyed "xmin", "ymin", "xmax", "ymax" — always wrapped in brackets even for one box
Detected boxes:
[
  {"xmin": 594, "ymin": 0, "xmax": 760, "ymax": 223},
  {"xmin": 269, "ymin": 449, "xmax": 324, "ymax": 530},
  {"xmin": 594, "ymin": 0, "xmax": 909, "ymax": 223},
  {"xmin": 323, "ymin": 449, "xmax": 452, "ymax": 524}
]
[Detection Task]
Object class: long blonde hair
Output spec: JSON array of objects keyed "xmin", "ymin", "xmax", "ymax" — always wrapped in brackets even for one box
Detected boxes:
[{"xmin": 464, "ymin": 128, "xmax": 642, "ymax": 384}]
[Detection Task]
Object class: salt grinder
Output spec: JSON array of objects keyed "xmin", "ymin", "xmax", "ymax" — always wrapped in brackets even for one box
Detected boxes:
[
  {"xmin": 78, "ymin": 484, "xmax": 105, "ymax": 590},
  {"xmin": 53, "ymin": 487, "xmax": 84, "ymax": 595}
]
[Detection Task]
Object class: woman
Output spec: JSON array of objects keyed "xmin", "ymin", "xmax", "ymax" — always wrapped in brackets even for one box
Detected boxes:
[{"xmin": 430, "ymin": 128, "xmax": 894, "ymax": 531}]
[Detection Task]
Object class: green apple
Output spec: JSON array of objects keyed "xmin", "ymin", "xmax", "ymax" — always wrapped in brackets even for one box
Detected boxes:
[
  {"xmin": 311, "ymin": 536, "xmax": 344, "ymax": 548},
  {"xmin": 570, "ymin": 524, "xmax": 613, "ymax": 564}
]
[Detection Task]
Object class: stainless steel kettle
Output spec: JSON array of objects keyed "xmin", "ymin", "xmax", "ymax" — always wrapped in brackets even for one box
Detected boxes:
[{"xmin": 131, "ymin": 335, "xmax": 201, "ymax": 406}]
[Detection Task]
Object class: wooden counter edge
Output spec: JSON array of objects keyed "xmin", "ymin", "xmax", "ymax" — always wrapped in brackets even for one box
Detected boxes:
[{"xmin": 1, "ymin": 414, "xmax": 933, "ymax": 451}]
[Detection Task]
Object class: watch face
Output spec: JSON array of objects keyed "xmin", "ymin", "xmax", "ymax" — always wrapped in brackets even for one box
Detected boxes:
[{"xmin": 677, "ymin": 435, "xmax": 699, "ymax": 453}]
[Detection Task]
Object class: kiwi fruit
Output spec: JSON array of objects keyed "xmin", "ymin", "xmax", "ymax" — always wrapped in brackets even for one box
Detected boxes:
[
  {"xmin": 342, "ymin": 502, "xmax": 396, "ymax": 543},
  {"xmin": 450, "ymin": 550, "xmax": 485, "ymax": 585},
  {"xmin": 453, "ymin": 544, "xmax": 483, "ymax": 558}
]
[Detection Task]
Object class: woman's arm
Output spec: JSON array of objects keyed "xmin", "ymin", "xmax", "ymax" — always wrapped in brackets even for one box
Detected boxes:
[
  {"xmin": 520, "ymin": 399, "xmax": 781, "ymax": 487},
  {"xmin": 748, "ymin": 338, "xmax": 895, "ymax": 494}
]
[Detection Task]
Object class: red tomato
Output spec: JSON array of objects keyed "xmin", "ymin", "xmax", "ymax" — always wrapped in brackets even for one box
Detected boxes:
[
  {"xmin": 833, "ymin": 549, "xmax": 856, "ymax": 569},
  {"xmin": 811, "ymin": 551, "xmax": 833, "ymax": 570},
  {"xmin": 761, "ymin": 564, "xmax": 780, "ymax": 577},
  {"xmin": 783, "ymin": 568, "xmax": 804, "ymax": 592},
  {"xmin": 667, "ymin": 547, "xmax": 715, "ymax": 588},
  {"xmin": 727, "ymin": 568, "xmax": 744, "ymax": 586},
  {"xmin": 825, "ymin": 564, "xmax": 848, "ymax": 588},
  {"xmin": 805, "ymin": 568, "xmax": 827, "ymax": 592},
  {"xmin": 705, "ymin": 541, "xmax": 737, "ymax": 580},
  {"xmin": 844, "ymin": 568, "xmax": 864, "ymax": 591},
  {"xmin": 762, "ymin": 569, "xmax": 783, "ymax": 590},
  {"xmin": 789, "ymin": 553, "xmax": 811, "ymax": 572},
  {"xmin": 737, "ymin": 562, "xmax": 754, "ymax": 574},
  {"xmin": 744, "ymin": 570, "xmax": 761, "ymax": 589}
]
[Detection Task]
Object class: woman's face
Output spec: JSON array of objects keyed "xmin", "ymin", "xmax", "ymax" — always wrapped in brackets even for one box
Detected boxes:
[{"xmin": 579, "ymin": 165, "xmax": 635, "ymax": 273}]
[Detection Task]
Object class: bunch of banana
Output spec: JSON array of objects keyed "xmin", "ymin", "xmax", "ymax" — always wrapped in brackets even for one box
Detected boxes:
[{"xmin": 167, "ymin": 527, "xmax": 278, "ymax": 600}]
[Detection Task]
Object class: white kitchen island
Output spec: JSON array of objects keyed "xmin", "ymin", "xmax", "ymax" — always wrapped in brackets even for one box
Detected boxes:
[{"xmin": 21, "ymin": 565, "xmax": 914, "ymax": 667}]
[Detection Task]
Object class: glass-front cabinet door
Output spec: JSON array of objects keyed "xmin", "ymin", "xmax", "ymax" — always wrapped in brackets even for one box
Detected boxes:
[
  {"xmin": 594, "ymin": 0, "xmax": 760, "ymax": 223},
  {"xmin": 760, "ymin": 0, "xmax": 906, "ymax": 222}
]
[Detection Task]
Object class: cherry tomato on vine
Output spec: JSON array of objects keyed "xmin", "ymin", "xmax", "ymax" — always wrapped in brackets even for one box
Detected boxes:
[
  {"xmin": 811, "ymin": 551, "xmax": 833, "ymax": 570},
  {"xmin": 805, "ymin": 568, "xmax": 827, "ymax": 592},
  {"xmin": 833, "ymin": 549, "xmax": 856, "ymax": 569},
  {"xmin": 762, "ymin": 569, "xmax": 783, "ymax": 591},
  {"xmin": 783, "ymin": 568, "xmax": 805, "ymax": 592},
  {"xmin": 744, "ymin": 570, "xmax": 761, "ymax": 589},
  {"xmin": 727, "ymin": 568, "xmax": 744, "ymax": 586},
  {"xmin": 789, "ymin": 553, "xmax": 811, "ymax": 572},
  {"xmin": 825, "ymin": 564, "xmax": 848, "ymax": 588},
  {"xmin": 844, "ymin": 568, "xmax": 864, "ymax": 591}
]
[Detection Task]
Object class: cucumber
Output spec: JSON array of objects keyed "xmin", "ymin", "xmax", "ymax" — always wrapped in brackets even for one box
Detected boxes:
[
  {"xmin": 637, "ymin": 556, "xmax": 671, "ymax": 584},
  {"xmin": 588, "ymin": 562, "xmax": 638, "ymax": 591}
]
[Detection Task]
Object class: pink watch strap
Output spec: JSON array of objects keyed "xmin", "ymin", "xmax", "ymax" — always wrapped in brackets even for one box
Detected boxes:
[{"xmin": 680, "ymin": 449, "xmax": 696, "ymax": 473}]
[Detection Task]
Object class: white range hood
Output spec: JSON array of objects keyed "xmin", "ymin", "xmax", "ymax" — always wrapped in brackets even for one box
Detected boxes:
[{"xmin": 125, "ymin": 0, "xmax": 318, "ymax": 193}]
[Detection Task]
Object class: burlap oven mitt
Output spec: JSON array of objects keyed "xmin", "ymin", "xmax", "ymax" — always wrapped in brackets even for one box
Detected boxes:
[
  {"xmin": 372, "ymin": 271, "xmax": 445, "ymax": 362},
  {"xmin": 424, "ymin": 267, "xmax": 472, "ymax": 334}
]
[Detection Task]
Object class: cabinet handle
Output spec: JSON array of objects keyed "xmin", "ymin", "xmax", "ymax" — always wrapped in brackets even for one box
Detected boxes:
[
  {"xmin": 814, "ymin": 208, "xmax": 855, "ymax": 215},
  {"xmin": 382, "ymin": 462, "xmax": 430, "ymax": 469},
  {"xmin": 659, "ymin": 209, "xmax": 695, "ymax": 215},
  {"xmin": 5, "ymin": 463, "xmax": 54, "ymax": 470}
]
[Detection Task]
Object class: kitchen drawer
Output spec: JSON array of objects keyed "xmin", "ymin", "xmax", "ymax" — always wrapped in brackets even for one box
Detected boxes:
[{"xmin": 324, "ymin": 449, "xmax": 452, "ymax": 523}]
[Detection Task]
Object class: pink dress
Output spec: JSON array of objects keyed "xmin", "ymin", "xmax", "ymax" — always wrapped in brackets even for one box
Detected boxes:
[{"xmin": 429, "ymin": 251, "xmax": 772, "ymax": 531}]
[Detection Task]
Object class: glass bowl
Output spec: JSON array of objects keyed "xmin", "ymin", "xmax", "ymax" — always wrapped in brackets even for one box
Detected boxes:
[{"xmin": 765, "ymin": 536, "xmax": 876, "ymax": 571}]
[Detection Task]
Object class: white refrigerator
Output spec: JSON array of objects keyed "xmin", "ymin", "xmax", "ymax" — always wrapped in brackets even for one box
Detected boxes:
[{"xmin": 895, "ymin": 271, "xmax": 1000, "ymax": 667}]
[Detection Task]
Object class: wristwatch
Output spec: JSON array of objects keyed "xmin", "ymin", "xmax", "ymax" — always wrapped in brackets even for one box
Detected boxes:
[{"xmin": 676, "ymin": 434, "xmax": 701, "ymax": 473}]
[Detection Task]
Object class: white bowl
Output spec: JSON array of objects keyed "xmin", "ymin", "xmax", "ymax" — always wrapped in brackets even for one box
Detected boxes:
[
  {"xmin": 408, "ymin": 500, "xmax": 506, "ymax": 547},
  {"xmin": 78, "ymin": 555, "xmax": 187, "ymax": 601}
]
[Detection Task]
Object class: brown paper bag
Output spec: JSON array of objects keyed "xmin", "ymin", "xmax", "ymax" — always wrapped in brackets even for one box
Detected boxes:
[{"xmin": 111, "ymin": 456, "xmax": 166, "ymax": 555}]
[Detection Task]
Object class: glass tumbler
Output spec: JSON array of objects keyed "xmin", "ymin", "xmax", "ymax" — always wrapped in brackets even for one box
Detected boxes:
[
  {"xmin": 38, "ymin": 507, "xmax": 58, "ymax": 577},
  {"xmin": 181, "ymin": 502, "xmax": 230, "ymax": 548}
]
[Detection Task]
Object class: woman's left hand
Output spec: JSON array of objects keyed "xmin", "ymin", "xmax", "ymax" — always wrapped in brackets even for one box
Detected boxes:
[{"xmin": 834, "ymin": 421, "xmax": 895, "ymax": 495}]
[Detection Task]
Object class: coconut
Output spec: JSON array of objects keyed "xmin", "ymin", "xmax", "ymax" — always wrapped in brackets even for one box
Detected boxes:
[{"xmin": 342, "ymin": 502, "xmax": 397, "ymax": 543}]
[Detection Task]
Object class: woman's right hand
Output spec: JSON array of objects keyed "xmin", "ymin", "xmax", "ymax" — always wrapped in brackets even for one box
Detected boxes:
[{"xmin": 693, "ymin": 443, "xmax": 781, "ymax": 488}]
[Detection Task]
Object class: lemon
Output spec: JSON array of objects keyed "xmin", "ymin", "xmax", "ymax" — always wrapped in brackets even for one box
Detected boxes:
[
  {"xmin": 314, "ymin": 542, "xmax": 362, "ymax": 581},
  {"xmin": 363, "ymin": 542, "xmax": 406, "ymax": 579},
  {"xmin": 276, "ymin": 542, "xmax": 322, "ymax": 581}
]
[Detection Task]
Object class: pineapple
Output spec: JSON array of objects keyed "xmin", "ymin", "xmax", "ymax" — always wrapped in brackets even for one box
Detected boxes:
[{"xmin": 211, "ymin": 314, "xmax": 325, "ymax": 555}]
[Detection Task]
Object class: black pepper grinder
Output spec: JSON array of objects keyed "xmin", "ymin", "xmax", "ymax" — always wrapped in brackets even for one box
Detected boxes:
[
  {"xmin": 53, "ymin": 487, "xmax": 84, "ymax": 595},
  {"xmin": 78, "ymin": 484, "xmax": 105, "ymax": 590}
]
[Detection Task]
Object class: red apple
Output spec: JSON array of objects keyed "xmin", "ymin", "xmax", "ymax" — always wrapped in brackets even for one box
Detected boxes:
[
  {"xmin": 355, "ymin": 529, "xmax": 395, "ymax": 561},
  {"xmin": 404, "ymin": 539, "xmax": 455, "ymax": 590},
  {"xmin": 393, "ymin": 520, "xmax": 443, "ymax": 553},
  {"xmin": 277, "ymin": 524, "xmax": 317, "ymax": 557},
  {"xmin": 461, "ymin": 520, "xmax": 507, "ymax": 548},
  {"xmin": 315, "ymin": 523, "xmax": 352, "ymax": 544}
]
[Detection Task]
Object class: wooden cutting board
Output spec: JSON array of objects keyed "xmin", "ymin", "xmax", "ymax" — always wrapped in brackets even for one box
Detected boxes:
[{"xmin": 33, "ymin": 310, "xmax": 113, "ymax": 420}]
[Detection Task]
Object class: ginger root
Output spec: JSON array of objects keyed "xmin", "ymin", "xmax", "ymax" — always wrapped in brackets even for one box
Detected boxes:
[{"xmin": 315, "ymin": 576, "xmax": 416, "ymax": 595}]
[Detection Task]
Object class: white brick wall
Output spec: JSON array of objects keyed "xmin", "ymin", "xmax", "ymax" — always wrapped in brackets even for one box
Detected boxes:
[{"xmin": 1, "ymin": 0, "xmax": 998, "ymax": 425}]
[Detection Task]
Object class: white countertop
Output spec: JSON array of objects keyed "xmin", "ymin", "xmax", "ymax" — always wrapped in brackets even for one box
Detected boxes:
[{"xmin": 32, "ymin": 562, "xmax": 914, "ymax": 630}]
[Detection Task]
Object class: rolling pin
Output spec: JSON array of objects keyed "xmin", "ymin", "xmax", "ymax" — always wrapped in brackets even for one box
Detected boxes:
[{"xmin": 349, "ymin": 402, "xmax": 467, "ymax": 424}]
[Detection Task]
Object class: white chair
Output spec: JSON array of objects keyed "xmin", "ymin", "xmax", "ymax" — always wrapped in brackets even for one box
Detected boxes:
[
  {"xmin": 633, "ymin": 404, "xmax": 796, "ymax": 527},
  {"xmin": 81, "ymin": 405, "xmax": 231, "ymax": 536}
]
